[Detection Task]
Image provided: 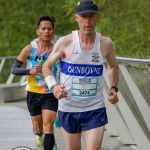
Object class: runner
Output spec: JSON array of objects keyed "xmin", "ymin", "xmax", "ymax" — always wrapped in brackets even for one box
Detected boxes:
[
  {"xmin": 11, "ymin": 15, "xmax": 59, "ymax": 150},
  {"xmin": 43, "ymin": 0, "xmax": 119, "ymax": 149}
]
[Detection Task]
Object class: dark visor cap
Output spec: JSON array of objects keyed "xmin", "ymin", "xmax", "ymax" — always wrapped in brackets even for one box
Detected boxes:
[{"xmin": 76, "ymin": 0, "xmax": 98, "ymax": 15}]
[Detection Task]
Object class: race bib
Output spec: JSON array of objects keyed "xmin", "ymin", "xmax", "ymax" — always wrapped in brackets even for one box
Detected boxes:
[{"xmin": 72, "ymin": 77, "xmax": 98, "ymax": 97}]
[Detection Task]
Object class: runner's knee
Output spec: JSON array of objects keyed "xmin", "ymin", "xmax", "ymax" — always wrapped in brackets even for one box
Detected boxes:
[
  {"xmin": 32, "ymin": 121, "xmax": 42, "ymax": 135},
  {"xmin": 43, "ymin": 122, "xmax": 54, "ymax": 133}
]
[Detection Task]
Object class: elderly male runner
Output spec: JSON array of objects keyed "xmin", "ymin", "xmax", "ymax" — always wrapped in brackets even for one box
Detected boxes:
[{"xmin": 43, "ymin": 0, "xmax": 119, "ymax": 149}]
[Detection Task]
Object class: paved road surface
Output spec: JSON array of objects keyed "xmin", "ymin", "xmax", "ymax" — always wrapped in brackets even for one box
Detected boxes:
[
  {"xmin": 0, "ymin": 99, "xmax": 86, "ymax": 150},
  {"xmin": 0, "ymin": 99, "xmax": 136, "ymax": 150}
]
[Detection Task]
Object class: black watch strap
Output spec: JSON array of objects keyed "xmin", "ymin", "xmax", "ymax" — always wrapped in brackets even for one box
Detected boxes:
[{"xmin": 110, "ymin": 86, "xmax": 118, "ymax": 92}]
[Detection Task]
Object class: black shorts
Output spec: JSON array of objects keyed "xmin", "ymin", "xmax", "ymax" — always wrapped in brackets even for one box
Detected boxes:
[{"xmin": 27, "ymin": 91, "xmax": 58, "ymax": 116}]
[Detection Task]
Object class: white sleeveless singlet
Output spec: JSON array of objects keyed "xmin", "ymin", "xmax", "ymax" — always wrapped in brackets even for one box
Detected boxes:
[{"xmin": 59, "ymin": 30, "xmax": 105, "ymax": 112}]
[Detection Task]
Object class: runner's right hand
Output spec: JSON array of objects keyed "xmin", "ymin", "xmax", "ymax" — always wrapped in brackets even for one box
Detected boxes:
[{"xmin": 52, "ymin": 84, "xmax": 67, "ymax": 99}]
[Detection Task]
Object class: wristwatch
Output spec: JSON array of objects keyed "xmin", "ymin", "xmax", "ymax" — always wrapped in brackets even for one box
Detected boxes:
[{"xmin": 110, "ymin": 86, "xmax": 118, "ymax": 93}]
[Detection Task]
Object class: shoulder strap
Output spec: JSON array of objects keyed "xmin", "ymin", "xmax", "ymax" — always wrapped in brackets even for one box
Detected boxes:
[{"xmin": 31, "ymin": 40, "xmax": 38, "ymax": 48}]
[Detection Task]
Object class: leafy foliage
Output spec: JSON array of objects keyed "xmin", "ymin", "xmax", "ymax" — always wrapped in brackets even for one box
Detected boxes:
[{"xmin": 0, "ymin": 0, "xmax": 149, "ymax": 58}]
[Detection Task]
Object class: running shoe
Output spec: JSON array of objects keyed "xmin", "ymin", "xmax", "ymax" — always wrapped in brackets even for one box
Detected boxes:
[
  {"xmin": 36, "ymin": 134, "xmax": 44, "ymax": 150},
  {"xmin": 54, "ymin": 118, "xmax": 60, "ymax": 128},
  {"xmin": 53, "ymin": 145, "xmax": 58, "ymax": 150}
]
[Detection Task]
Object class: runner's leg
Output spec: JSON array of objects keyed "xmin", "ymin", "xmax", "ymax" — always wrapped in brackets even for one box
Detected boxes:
[{"xmin": 83, "ymin": 126, "xmax": 105, "ymax": 150}]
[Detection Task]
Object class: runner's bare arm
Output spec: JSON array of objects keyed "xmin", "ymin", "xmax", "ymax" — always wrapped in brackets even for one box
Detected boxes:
[
  {"xmin": 42, "ymin": 37, "xmax": 68, "ymax": 98},
  {"xmin": 105, "ymin": 38, "xmax": 119, "ymax": 104},
  {"xmin": 42, "ymin": 37, "xmax": 65, "ymax": 77},
  {"xmin": 17, "ymin": 44, "xmax": 32, "ymax": 63},
  {"xmin": 105, "ymin": 38, "xmax": 119, "ymax": 87}
]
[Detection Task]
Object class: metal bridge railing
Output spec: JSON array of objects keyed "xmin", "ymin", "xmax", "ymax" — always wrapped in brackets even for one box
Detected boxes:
[
  {"xmin": 0, "ymin": 56, "xmax": 150, "ymax": 150},
  {"xmin": 103, "ymin": 57, "xmax": 150, "ymax": 150}
]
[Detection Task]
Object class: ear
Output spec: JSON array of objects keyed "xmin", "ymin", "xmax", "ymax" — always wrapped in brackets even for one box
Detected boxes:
[
  {"xmin": 97, "ymin": 14, "xmax": 100, "ymax": 20},
  {"xmin": 36, "ymin": 29, "xmax": 39, "ymax": 36},
  {"xmin": 74, "ymin": 14, "xmax": 79, "ymax": 23}
]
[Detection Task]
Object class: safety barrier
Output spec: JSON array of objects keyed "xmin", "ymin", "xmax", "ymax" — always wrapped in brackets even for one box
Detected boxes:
[
  {"xmin": 0, "ymin": 56, "xmax": 150, "ymax": 150},
  {"xmin": 103, "ymin": 57, "xmax": 150, "ymax": 150},
  {"xmin": 0, "ymin": 56, "xmax": 26, "ymax": 102}
]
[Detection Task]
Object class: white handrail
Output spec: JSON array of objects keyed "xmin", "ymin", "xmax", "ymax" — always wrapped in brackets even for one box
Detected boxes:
[
  {"xmin": 0, "ymin": 58, "xmax": 5, "ymax": 73},
  {"xmin": 116, "ymin": 56, "xmax": 150, "ymax": 64}
]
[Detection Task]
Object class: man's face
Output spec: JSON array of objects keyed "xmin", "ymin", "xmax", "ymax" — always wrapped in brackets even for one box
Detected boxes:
[
  {"xmin": 74, "ymin": 13, "xmax": 99, "ymax": 35},
  {"xmin": 36, "ymin": 20, "xmax": 54, "ymax": 41}
]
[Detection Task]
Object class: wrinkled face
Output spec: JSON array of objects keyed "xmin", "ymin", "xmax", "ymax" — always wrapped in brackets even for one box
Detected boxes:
[
  {"xmin": 74, "ymin": 13, "xmax": 99, "ymax": 35},
  {"xmin": 36, "ymin": 20, "xmax": 54, "ymax": 41}
]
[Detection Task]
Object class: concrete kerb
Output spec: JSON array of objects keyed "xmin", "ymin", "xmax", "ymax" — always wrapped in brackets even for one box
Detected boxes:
[{"xmin": 0, "ymin": 83, "xmax": 26, "ymax": 102}]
